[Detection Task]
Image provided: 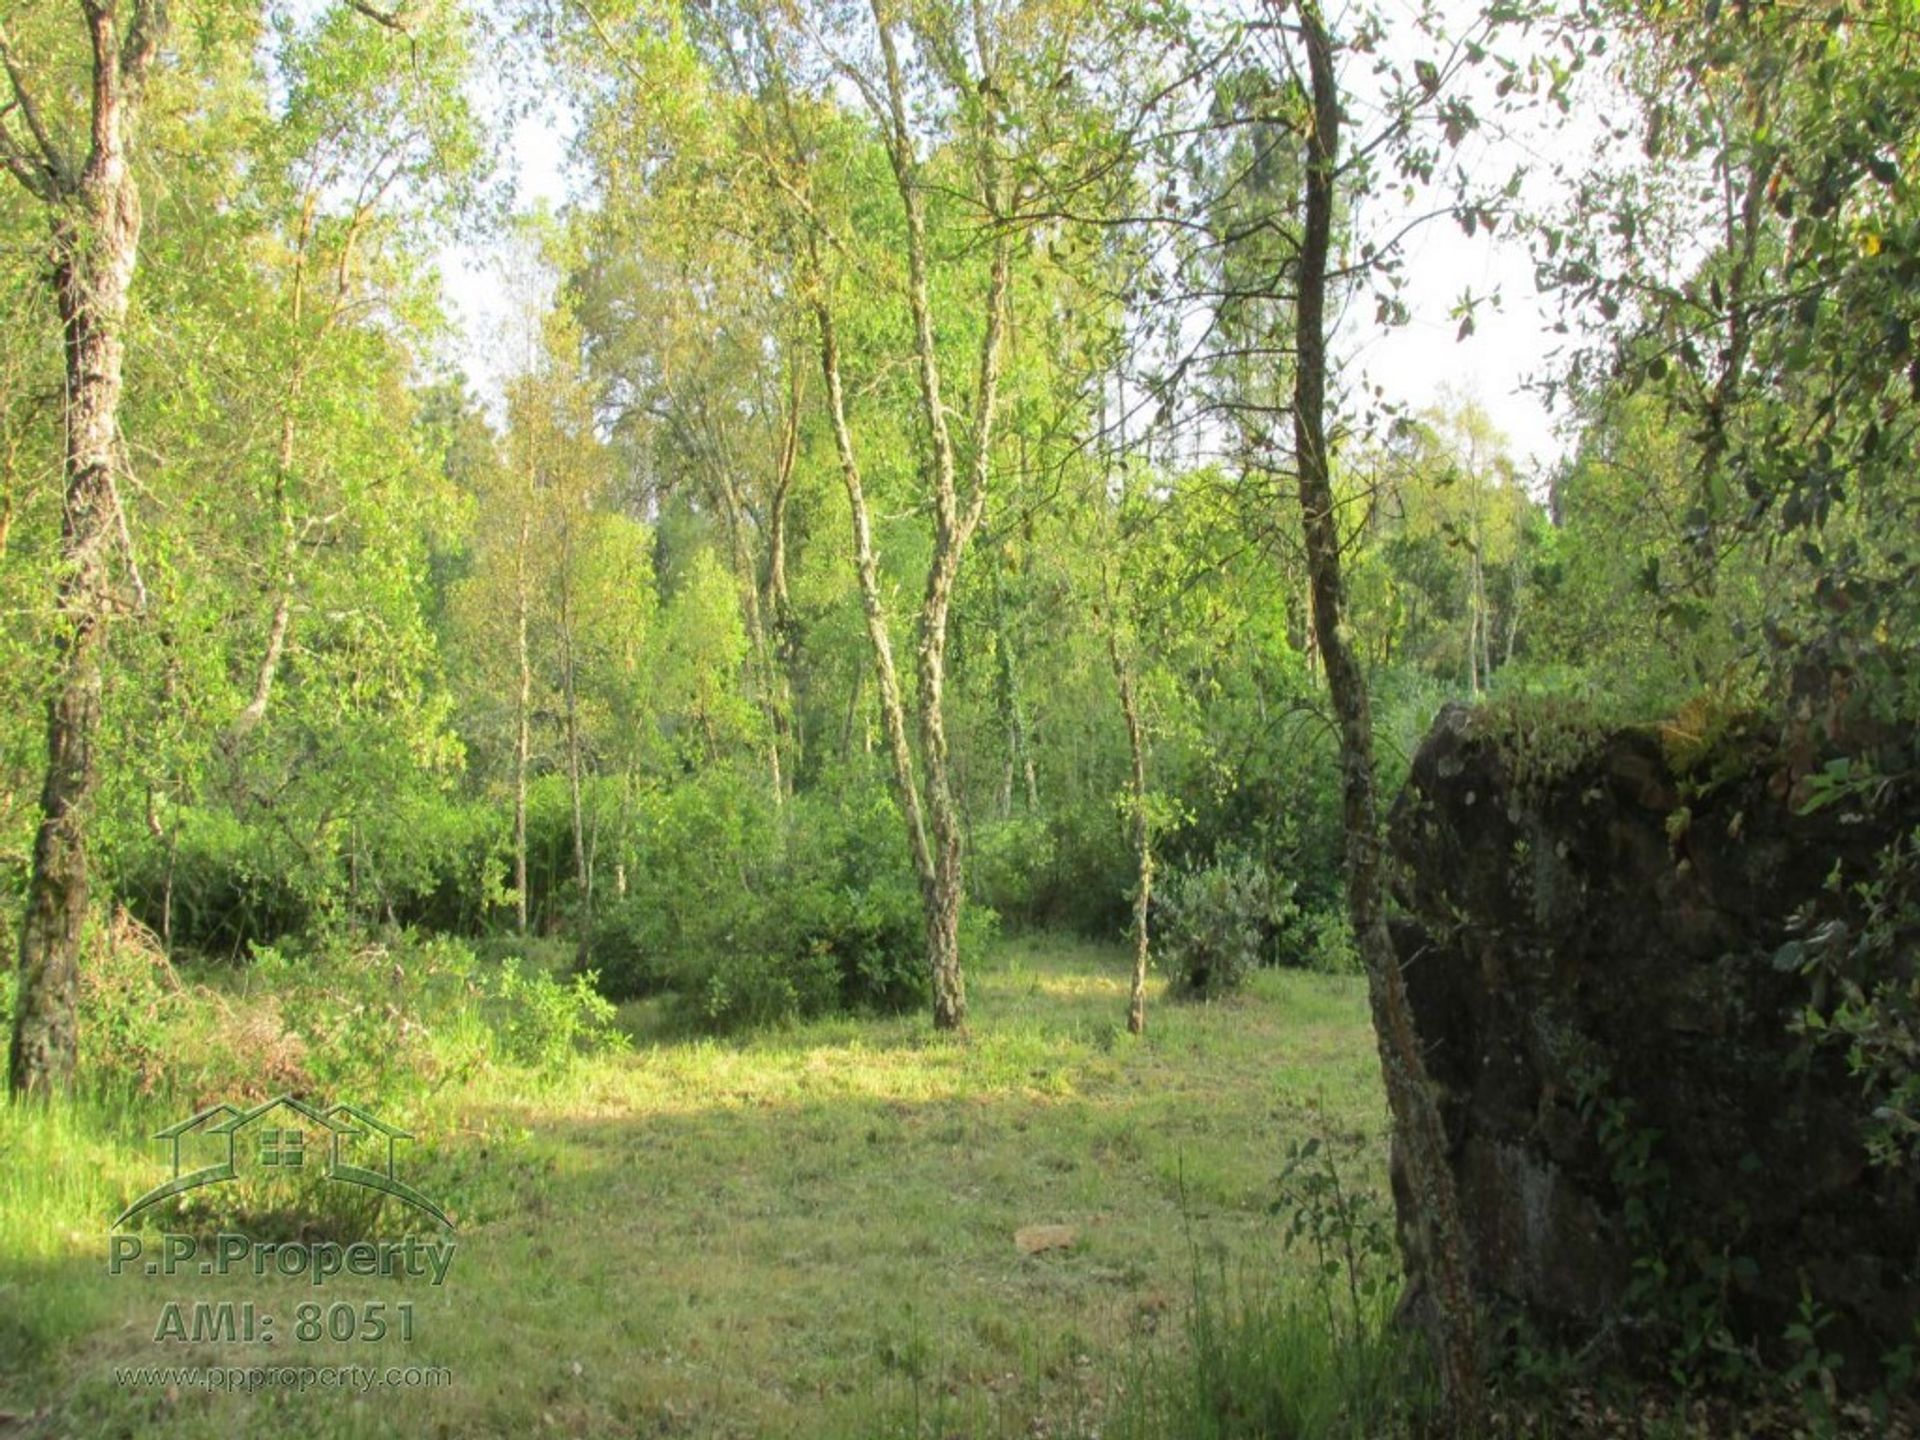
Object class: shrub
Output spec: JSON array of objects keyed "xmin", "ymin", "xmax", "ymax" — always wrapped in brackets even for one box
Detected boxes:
[
  {"xmin": 65, "ymin": 923, "xmax": 626, "ymax": 1106},
  {"xmin": 486, "ymin": 955, "xmax": 625, "ymax": 1071},
  {"xmin": 589, "ymin": 767, "xmax": 781, "ymax": 1002},
  {"xmin": 968, "ymin": 801, "xmax": 1132, "ymax": 937},
  {"xmin": 783, "ymin": 872, "xmax": 927, "ymax": 1015},
  {"xmin": 1158, "ymin": 853, "xmax": 1297, "ymax": 999},
  {"xmin": 969, "ymin": 815, "xmax": 1057, "ymax": 928},
  {"xmin": 679, "ymin": 945, "xmax": 840, "ymax": 1032},
  {"xmin": 76, "ymin": 908, "xmax": 187, "ymax": 1097},
  {"xmin": 583, "ymin": 762, "xmax": 944, "ymax": 1031},
  {"xmin": 1294, "ymin": 906, "xmax": 1361, "ymax": 975}
]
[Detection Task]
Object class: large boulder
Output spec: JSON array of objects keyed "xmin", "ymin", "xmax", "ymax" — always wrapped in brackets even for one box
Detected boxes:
[{"xmin": 1386, "ymin": 700, "xmax": 1918, "ymax": 1380}]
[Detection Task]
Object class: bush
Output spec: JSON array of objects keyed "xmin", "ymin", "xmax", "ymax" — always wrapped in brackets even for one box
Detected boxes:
[
  {"xmin": 486, "ymin": 955, "xmax": 624, "ymax": 1071},
  {"xmin": 111, "ymin": 797, "xmax": 511, "ymax": 960},
  {"xmin": 587, "ymin": 767, "xmax": 781, "ymax": 1003},
  {"xmin": 76, "ymin": 908, "xmax": 189, "ymax": 1097},
  {"xmin": 969, "ymin": 815, "xmax": 1058, "ymax": 929},
  {"xmin": 587, "ymin": 762, "xmax": 948, "ymax": 1031},
  {"xmin": 782, "ymin": 871, "xmax": 927, "ymax": 1014},
  {"xmin": 1158, "ymin": 852, "xmax": 1297, "ymax": 999},
  {"xmin": 65, "ymin": 922, "xmax": 625, "ymax": 1106},
  {"xmin": 1294, "ymin": 905, "xmax": 1361, "ymax": 975},
  {"xmin": 669, "ymin": 879, "xmax": 929, "ymax": 1033}
]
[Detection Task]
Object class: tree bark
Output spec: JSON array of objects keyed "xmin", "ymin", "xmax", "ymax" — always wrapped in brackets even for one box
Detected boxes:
[
  {"xmin": 761, "ymin": 367, "xmax": 803, "ymax": 793},
  {"xmin": 6, "ymin": 0, "xmax": 164, "ymax": 1098},
  {"xmin": 989, "ymin": 554, "xmax": 1039, "ymax": 816},
  {"xmin": 1290, "ymin": 2, "xmax": 1480, "ymax": 1418},
  {"xmin": 869, "ymin": 0, "xmax": 1011, "ymax": 1031},
  {"xmin": 557, "ymin": 519, "xmax": 590, "ymax": 917},
  {"xmin": 514, "ymin": 501, "xmax": 533, "ymax": 935},
  {"xmin": 1107, "ymin": 619, "xmax": 1152, "ymax": 1035},
  {"xmin": 812, "ymin": 288, "xmax": 934, "ymax": 893},
  {"xmin": 229, "ymin": 196, "xmax": 315, "ymax": 745}
]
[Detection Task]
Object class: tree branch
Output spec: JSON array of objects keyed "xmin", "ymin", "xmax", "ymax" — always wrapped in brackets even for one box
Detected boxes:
[
  {"xmin": 122, "ymin": 0, "xmax": 169, "ymax": 85},
  {"xmin": 0, "ymin": 21, "xmax": 69, "ymax": 191},
  {"xmin": 344, "ymin": 0, "xmax": 413, "ymax": 35}
]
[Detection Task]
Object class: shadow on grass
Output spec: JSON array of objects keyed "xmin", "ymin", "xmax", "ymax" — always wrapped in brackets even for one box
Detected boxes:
[{"xmin": 4, "ymin": 948, "xmax": 1386, "ymax": 1438}]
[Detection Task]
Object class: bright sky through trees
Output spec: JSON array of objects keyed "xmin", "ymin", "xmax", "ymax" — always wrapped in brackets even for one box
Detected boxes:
[{"xmin": 437, "ymin": 0, "xmax": 1579, "ymax": 468}]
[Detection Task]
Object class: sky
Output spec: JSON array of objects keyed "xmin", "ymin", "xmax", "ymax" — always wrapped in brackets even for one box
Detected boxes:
[{"xmin": 438, "ymin": 0, "xmax": 1593, "ymax": 477}]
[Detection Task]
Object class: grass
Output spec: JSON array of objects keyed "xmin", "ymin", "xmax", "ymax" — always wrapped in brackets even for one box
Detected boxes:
[{"xmin": 0, "ymin": 935, "xmax": 1392, "ymax": 1438}]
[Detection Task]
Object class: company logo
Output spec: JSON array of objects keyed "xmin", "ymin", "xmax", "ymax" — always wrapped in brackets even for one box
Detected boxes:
[{"xmin": 115, "ymin": 1094, "xmax": 451, "ymax": 1230}]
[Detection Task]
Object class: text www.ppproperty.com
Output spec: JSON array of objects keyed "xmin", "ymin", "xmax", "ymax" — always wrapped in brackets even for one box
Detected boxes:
[{"xmin": 112, "ymin": 1363, "xmax": 452, "ymax": 1394}]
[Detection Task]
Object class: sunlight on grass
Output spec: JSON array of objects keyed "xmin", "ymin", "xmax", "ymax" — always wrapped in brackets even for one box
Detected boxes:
[{"xmin": 1, "ymin": 939, "xmax": 1385, "ymax": 1439}]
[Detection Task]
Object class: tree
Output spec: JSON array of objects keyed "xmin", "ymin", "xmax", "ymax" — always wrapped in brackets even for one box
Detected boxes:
[
  {"xmin": 226, "ymin": 0, "xmax": 484, "ymax": 747},
  {"xmin": 1288, "ymin": 3, "xmax": 1480, "ymax": 1415},
  {"xmin": 2, "ymin": 0, "xmax": 169, "ymax": 1097},
  {"xmin": 1100, "ymin": 557, "xmax": 1154, "ymax": 1035}
]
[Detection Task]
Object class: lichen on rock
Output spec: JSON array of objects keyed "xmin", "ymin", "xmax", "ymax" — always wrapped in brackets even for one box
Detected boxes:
[{"xmin": 1385, "ymin": 700, "xmax": 1919, "ymax": 1384}]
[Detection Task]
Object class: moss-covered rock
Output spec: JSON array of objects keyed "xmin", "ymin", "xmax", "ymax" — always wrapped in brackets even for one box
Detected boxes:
[{"xmin": 1386, "ymin": 700, "xmax": 1919, "ymax": 1385}]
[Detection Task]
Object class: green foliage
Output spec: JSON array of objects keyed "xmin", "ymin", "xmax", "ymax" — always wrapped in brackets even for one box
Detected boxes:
[
  {"xmin": 967, "ymin": 815, "xmax": 1059, "ymax": 930},
  {"xmin": 1475, "ymin": 690, "xmax": 1623, "ymax": 799},
  {"xmin": 975, "ymin": 805, "xmax": 1137, "ymax": 937},
  {"xmin": 588, "ymin": 765, "xmax": 939, "ymax": 1031},
  {"xmin": 68, "ymin": 924, "xmax": 624, "ymax": 1110},
  {"xmin": 1273, "ymin": 1132, "xmax": 1401, "ymax": 1351},
  {"xmin": 1784, "ymin": 825, "xmax": 1920, "ymax": 1170},
  {"xmin": 1294, "ymin": 906, "xmax": 1362, "ymax": 976},
  {"xmin": 487, "ymin": 955, "xmax": 625, "ymax": 1072},
  {"xmin": 1107, "ymin": 1145, "xmax": 1424, "ymax": 1440},
  {"xmin": 113, "ymin": 796, "xmax": 509, "ymax": 957},
  {"xmin": 1158, "ymin": 853, "xmax": 1299, "ymax": 1000},
  {"xmin": 1563, "ymin": 1055, "xmax": 1799, "ymax": 1395}
]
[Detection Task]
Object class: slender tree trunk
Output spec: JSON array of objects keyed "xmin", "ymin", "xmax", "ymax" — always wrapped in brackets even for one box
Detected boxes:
[
  {"xmin": 813, "ymin": 290, "xmax": 934, "ymax": 894},
  {"xmin": 715, "ymin": 472, "xmax": 786, "ymax": 804},
  {"xmin": 1465, "ymin": 547, "xmax": 1482, "ymax": 696},
  {"xmin": 1291, "ymin": 3, "xmax": 1480, "ymax": 1418},
  {"xmin": 1479, "ymin": 553, "xmax": 1492, "ymax": 686},
  {"xmin": 1503, "ymin": 559, "xmax": 1522, "ymax": 667},
  {"xmin": 869, "ymin": 2, "xmax": 1012, "ymax": 1031},
  {"xmin": 230, "ymin": 199, "xmax": 314, "ymax": 745},
  {"xmin": 561, "ymin": 625, "xmax": 588, "ymax": 908},
  {"xmin": 1107, "ymin": 620, "xmax": 1151, "ymax": 1035},
  {"xmin": 8, "ymin": 2, "xmax": 161, "ymax": 1097},
  {"xmin": 989, "ymin": 556, "xmax": 1038, "ymax": 816},
  {"xmin": 513, "ymin": 504, "xmax": 532, "ymax": 935},
  {"xmin": 230, "ymin": 192, "xmax": 376, "ymax": 748},
  {"xmin": 556, "ymin": 517, "xmax": 590, "ymax": 927},
  {"xmin": 765, "ymin": 372, "xmax": 803, "ymax": 788}
]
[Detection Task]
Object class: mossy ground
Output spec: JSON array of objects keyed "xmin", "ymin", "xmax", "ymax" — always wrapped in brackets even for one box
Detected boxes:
[{"xmin": 0, "ymin": 937, "xmax": 1384, "ymax": 1438}]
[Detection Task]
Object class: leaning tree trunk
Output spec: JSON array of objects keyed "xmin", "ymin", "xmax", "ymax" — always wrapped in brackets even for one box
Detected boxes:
[
  {"xmin": 1291, "ymin": 2, "xmax": 1481, "ymax": 1419},
  {"xmin": 9, "ymin": 6, "xmax": 154, "ymax": 1095}
]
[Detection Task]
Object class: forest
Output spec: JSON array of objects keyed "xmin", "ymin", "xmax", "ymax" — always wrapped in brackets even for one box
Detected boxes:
[{"xmin": 1, "ymin": 0, "xmax": 1917, "ymax": 1434}]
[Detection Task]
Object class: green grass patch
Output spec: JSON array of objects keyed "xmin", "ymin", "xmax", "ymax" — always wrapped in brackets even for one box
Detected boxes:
[{"xmin": 1, "ymin": 936, "xmax": 1389, "ymax": 1438}]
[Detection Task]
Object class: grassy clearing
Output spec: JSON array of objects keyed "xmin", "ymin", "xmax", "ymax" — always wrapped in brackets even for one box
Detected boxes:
[{"xmin": 0, "ymin": 936, "xmax": 1389, "ymax": 1438}]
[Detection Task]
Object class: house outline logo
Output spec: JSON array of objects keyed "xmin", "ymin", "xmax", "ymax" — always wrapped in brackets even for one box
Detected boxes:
[{"xmin": 114, "ymin": 1094, "xmax": 452, "ymax": 1230}]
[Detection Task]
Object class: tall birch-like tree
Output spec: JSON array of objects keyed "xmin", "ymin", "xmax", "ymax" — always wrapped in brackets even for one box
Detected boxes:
[{"xmin": 2, "ymin": 0, "xmax": 169, "ymax": 1096}]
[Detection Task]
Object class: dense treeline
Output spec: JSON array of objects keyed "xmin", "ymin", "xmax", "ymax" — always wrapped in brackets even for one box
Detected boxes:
[
  {"xmin": 0, "ymin": 0, "xmax": 1561, "ymax": 1023},
  {"xmin": 2, "ymin": 0, "xmax": 1913, "ymax": 1057}
]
